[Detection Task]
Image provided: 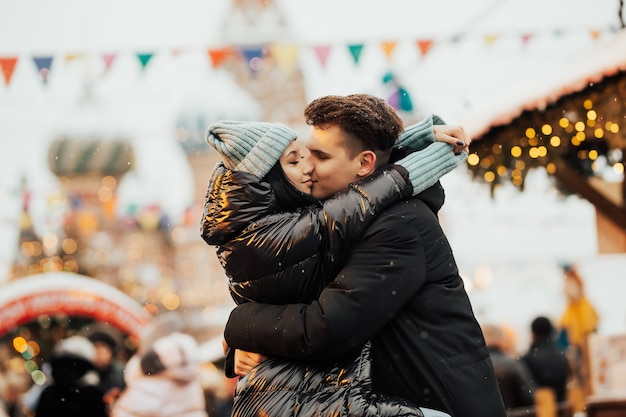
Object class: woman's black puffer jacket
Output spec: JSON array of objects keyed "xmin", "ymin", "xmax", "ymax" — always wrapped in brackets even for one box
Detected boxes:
[
  {"xmin": 233, "ymin": 342, "xmax": 423, "ymax": 417},
  {"xmin": 201, "ymin": 162, "xmax": 413, "ymax": 305}
]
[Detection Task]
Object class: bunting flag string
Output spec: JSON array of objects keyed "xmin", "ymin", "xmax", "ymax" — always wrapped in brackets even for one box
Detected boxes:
[
  {"xmin": 0, "ymin": 27, "xmax": 614, "ymax": 89},
  {"xmin": 0, "ymin": 57, "xmax": 18, "ymax": 86}
]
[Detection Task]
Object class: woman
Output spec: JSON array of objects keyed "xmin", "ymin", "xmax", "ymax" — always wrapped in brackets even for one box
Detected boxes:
[
  {"xmin": 201, "ymin": 116, "xmax": 466, "ymax": 417},
  {"xmin": 111, "ymin": 332, "xmax": 208, "ymax": 417}
]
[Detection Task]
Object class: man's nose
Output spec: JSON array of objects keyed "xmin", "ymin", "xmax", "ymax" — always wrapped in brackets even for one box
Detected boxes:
[
  {"xmin": 302, "ymin": 152, "xmax": 315, "ymax": 174},
  {"xmin": 302, "ymin": 159, "xmax": 314, "ymax": 175}
]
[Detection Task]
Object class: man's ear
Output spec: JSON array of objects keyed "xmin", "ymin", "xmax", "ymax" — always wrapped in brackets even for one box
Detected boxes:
[{"xmin": 356, "ymin": 150, "xmax": 377, "ymax": 177}]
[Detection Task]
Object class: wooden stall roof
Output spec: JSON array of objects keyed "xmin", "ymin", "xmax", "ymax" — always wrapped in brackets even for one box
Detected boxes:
[{"xmin": 459, "ymin": 29, "xmax": 626, "ymax": 234}]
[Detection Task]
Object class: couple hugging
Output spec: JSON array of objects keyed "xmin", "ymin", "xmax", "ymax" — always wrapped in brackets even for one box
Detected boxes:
[{"xmin": 201, "ymin": 94, "xmax": 507, "ymax": 417}]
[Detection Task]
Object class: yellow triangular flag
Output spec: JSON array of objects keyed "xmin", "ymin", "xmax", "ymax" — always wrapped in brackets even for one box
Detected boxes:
[
  {"xmin": 484, "ymin": 34, "xmax": 501, "ymax": 46},
  {"xmin": 269, "ymin": 44, "xmax": 300, "ymax": 76},
  {"xmin": 65, "ymin": 53, "xmax": 86, "ymax": 63}
]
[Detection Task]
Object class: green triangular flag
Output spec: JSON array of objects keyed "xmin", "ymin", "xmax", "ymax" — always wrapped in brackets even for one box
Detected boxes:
[
  {"xmin": 347, "ymin": 44, "xmax": 364, "ymax": 65},
  {"xmin": 136, "ymin": 53, "xmax": 154, "ymax": 71}
]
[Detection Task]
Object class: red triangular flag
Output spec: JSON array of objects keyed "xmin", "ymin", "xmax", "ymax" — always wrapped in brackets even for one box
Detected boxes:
[
  {"xmin": 0, "ymin": 57, "xmax": 18, "ymax": 86},
  {"xmin": 312, "ymin": 45, "xmax": 331, "ymax": 68},
  {"xmin": 102, "ymin": 53, "xmax": 117, "ymax": 76},
  {"xmin": 207, "ymin": 47, "xmax": 234, "ymax": 68},
  {"xmin": 416, "ymin": 39, "xmax": 434, "ymax": 57},
  {"xmin": 521, "ymin": 33, "xmax": 534, "ymax": 47}
]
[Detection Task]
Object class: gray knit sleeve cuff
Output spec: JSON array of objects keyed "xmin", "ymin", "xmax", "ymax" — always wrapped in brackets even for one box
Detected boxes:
[
  {"xmin": 396, "ymin": 142, "xmax": 467, "ymax": 196},
  {"xmin": 397, "ymin": 115, "xmax": 436, "ymax": 151}
]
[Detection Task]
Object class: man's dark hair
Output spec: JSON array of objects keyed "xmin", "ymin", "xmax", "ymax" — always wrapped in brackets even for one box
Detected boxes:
[
  {"xmin": 530, "ymin": 316, "xmax": 555, "ymax": 340},
  {"xmin": 304, "ymin": 94, "xmax": 404, "ymax": 161},
  {"xmin": 87, "ymin": 331, "xmax": 118, "ymax": 352}
]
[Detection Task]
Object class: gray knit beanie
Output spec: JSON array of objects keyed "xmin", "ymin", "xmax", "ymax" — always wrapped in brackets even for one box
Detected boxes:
[{"xmin": 206, "ymin": 120, "xmax": 298, "ymax": 178}]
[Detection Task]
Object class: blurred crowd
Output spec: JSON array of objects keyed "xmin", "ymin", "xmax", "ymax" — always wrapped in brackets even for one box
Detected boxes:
[
  {"xmin": 482, "ymin": 265, "xmax": 600, "ymax": 416},
  {"xmin": 0, "ymin": 313, "xmax": 235, "ymax": 417},
  {"xmin": 0, "ymin": 265, "xmax": 602, "ymax": 417}
]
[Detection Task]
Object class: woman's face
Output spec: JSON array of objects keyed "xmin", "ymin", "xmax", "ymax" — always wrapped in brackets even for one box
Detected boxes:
[{"xmin": 280, "ymin": 140, "xmax": 314, "ymax": 194}]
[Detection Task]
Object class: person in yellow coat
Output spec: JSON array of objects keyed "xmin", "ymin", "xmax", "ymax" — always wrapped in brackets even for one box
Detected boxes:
[{"xmin": 559, "ymin": 264, "xmax": 599, "ymax": 405}]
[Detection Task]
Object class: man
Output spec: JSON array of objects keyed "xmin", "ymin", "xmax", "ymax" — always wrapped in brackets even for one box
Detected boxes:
[
  {"xmin": 223, "ymin": 94, "xmax": 507, "ymax": 416},
  {"xmin": 522, "ymin": 316, "xmax": 572, "ymax": 403},
  {"xmin": 483, "ymin": 324, "xmax": 536, "ymax": 410}
]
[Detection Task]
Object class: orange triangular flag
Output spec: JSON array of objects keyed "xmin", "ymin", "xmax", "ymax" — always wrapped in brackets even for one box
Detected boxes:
[
  {"xmin": 269, "ymin": 44, "xmax": 300, "ymax": 76},
  {"xmin": 208, "ymin": 47, "xmax": 234, "ymax": 68},
  {"xmin": 0, "ymin": 57, "xmax": 18, "ymax": 86},
  {"xmin": 416, "ymin": 39, "xmax": 434, "ymax": 57},
  {"xmin": 590, "ymin": 29, "xmax": 601, "ymax": 40},
  {"xmin": 380, "ymin": 41, "xmax": 397, "ymax": 60},
  {"xmin": 312, "ymin": 45, "xmax": 331, "ymax": 68}
]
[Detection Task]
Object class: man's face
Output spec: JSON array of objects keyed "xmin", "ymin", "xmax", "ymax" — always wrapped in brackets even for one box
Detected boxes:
[{"xmin": 306, "ymin": 125, "xmax": 364, "ymax": 200}]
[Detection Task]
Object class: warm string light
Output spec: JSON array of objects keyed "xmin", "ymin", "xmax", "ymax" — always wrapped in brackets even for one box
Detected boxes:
[
  {"xmin": 468, "ymin": 89, "xmax": 624, "ymax": 193},
  {"xmin": 12, "ymin": 336, "xmax": 45, "ymax": 385}
]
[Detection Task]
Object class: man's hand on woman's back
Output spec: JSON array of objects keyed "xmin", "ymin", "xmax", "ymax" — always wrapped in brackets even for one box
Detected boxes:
[{"xmin": 234, "ymin": 349, "xmax": 269, "ymax": 377}]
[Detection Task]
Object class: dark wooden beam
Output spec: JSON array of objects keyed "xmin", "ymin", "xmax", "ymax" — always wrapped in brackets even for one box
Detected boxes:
[{"xmin": 553, "ymin": 159, "xmax": 626, "ymax": 231}]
